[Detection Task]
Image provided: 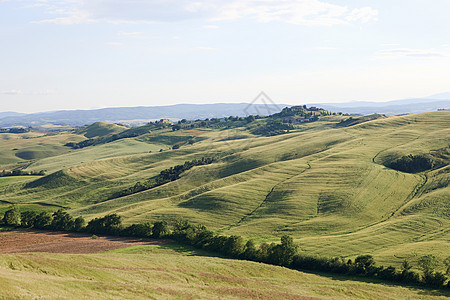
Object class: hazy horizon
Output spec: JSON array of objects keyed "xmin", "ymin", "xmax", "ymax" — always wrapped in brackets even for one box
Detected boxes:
[{"xmin": 1, "ymin": 91, "xmax": 449, "ymax": 115}]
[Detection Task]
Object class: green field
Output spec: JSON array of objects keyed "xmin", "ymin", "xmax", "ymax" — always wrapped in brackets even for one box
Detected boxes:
[
  {"xmin": 0, "ymin": 176, "xmax": 41, "ymax": 188},
  {"xmin": 0, "ymin": 111, "xmax": 449, "ymax": 276},
  {"xmin": 0, "ymin": 242, "xmax": 448, "ymax": 299}
]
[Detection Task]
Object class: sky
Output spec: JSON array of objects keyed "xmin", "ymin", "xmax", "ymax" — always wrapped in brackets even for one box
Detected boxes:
[{"xmin": 1, "ymin": 0, "xmax": 449, "ymax": 113}]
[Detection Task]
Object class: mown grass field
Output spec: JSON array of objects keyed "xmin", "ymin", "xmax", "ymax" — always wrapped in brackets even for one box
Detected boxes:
[
  {"xmin": 0, "ymin": 176, "xmax": 41, "ymax": 188},
  {"xmin": 0, "ymin": 111, "xmax": 449, "ymax": 273},
  {"xmin": 0, "ymin": 237, "xmax": 448, "ymax": 299}
]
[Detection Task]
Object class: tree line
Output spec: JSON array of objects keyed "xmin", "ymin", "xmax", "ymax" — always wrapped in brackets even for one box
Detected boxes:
[
  {"xmin": 251, "ymin": 120, "xmax": 294, "ymax": 136},
  {"xmin": 64, "ymin": 105, "xmax": 331, "ymax": 150},
  {"xmin": 0, "ymin": 169, "xmax": 45, "ymax": 177},
  {"xmin": 2, "ymin": 207, "xmax": 449, "ymax": 289},
  {"xmin": 66, "ymin": 122, "xmax": 171, "ymax": 149},
  {"xmin": 0, "ymin": 128, "xmax": 30, "ymax": 134},
  {"xmin": 110, "ymin": 157, "xmax": 215, "ymax": 199}
]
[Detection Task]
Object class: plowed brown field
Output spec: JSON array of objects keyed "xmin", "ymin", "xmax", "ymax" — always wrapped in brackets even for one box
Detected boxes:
[{"xmin": 0, "ymin": 229, "xmax": 164, "ymax": 254}]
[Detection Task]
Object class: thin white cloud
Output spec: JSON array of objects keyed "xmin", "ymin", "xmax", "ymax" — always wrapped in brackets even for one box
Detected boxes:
[
  {"xmin": 0, "ymin": 89, "xmax": 58, "ymax": 95},
  {"xmin": 27, "ymin": 0, "xmax": 378, "ymax": 26},
  {"xmin": 203, "ymin": 25, "xmax": 219, "ymax": 29},
  {"xmin": 377, "ymin": 48, "xmax": 449, "ymax": 59},
  {"xmin": 204, "ymin": 0, "xmax": 353, "ymax": 26},
  {"xmin": 106, "ymin": 42, "xmax": 123, "ymax": 46},
  {"xmin": 313, "ymin": 46, "xmax": 338, "ymax": 51},
  {"xmin": 32, "ymin": 89, "xmax": 58, "ymax": 95},
  {"xmin": 118, "ymin": 31, "xmax": 143, "ymax": 37},
  {"xmin": 34, "ymin": 3, "xmax": 94, "ymax": 25},
  {"xmin": 381, "ymin": 43, "xmax": 401, "ymax": 47},
  {"xmin": 346, "ymin": 7, "xmax": 378, "ymax": 23},
  {"xmin": 195, "ymin": 46, "xmax": 217, "ymax": 51},
  {"xmin": 117, "ymin": 31, "xmax": 158, "ymax": 40},
  {"xmin": 0, "ymin": 90, "xmax": 23, "ymax": 95}
]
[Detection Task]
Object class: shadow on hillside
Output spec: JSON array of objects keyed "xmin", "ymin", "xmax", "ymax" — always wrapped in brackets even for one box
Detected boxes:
[
  {"xmin": 157, "ymin": 243, "xmax": 224, "ymax": 258},
  {"xmin": 302, "ymin": 269, "xmax": 450, "ymax": 297}
]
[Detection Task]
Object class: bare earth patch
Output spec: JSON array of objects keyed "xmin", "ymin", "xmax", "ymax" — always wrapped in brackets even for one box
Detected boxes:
[{"xmin": 0, "ymin": 229, "xmax": 165, "ymax": 254}]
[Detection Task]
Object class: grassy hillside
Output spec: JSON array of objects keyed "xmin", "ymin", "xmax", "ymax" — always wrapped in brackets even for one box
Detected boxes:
[
  {"xmin": 0, "ymin": 242, "xmax": 447, "ymax": 299},
  {"xmin": 76, "ymin": 121, "xmax": 127, "ymax": 138},
  {"xmin": 0, "ymin": 176, "xmax": 41, "ymax": 188},
  {"xmin": 0, "ymin": 111, "xmax": 448, "ymax": 270},
  {"xmin": 0, "ymin": 132, "xmax": 85, "ymax": 166}
]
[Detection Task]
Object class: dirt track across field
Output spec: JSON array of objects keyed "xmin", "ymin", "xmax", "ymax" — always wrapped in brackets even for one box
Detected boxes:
[{"xmin": 0, "ymin": 229, "xmax": 165, "ymax": 254}]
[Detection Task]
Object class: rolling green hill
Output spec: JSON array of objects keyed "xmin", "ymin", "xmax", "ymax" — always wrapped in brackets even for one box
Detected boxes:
[
  {"xmin": 0, "ymin": 111, "xmax": 448, "ymax": 271},
  {"xmin": 76, "ymin": 121, "xmax": 127, "ymax": 138}
]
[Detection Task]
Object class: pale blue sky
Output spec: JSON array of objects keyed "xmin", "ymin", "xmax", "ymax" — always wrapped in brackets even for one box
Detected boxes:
[{"xmin": 1, "ymin": 0, "xmax": 449, "ymax": 113}]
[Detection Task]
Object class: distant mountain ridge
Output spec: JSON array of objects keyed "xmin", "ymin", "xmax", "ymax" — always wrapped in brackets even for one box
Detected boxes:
[
  {"xmin": 0, "ymin": 94, "xmax": 448, "ymax": 127},
  {"xmin": 425, "ymin": 92, "xmax": 450, "ymax": 100},
  {"xmin": 0, "ymin": 112, "xmax": 26, "ymax": 119},
  {"xmin": 0, "ymin": 103, "xmax": 280, "ymax": 127}
]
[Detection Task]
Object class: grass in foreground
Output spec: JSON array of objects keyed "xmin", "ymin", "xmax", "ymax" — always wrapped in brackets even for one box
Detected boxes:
[{"xmin": 0, "ymin": 241, "xmax": 448, "ymax": 299}]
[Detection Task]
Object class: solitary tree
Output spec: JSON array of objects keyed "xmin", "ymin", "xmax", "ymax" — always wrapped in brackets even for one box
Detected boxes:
[
  {"xmin": 73, "ymin": 216, "xmax": 86, "ymax": 232},
  {"xmin": 418, "ymin": 255, "xmax": 440, "ymax": 275},
  {"xmin": 243, "ymin": 240, "xmax": 258, "ymax": 260},
  {"xmin": 3, "ymin": 205, "xmax": 21, "ymax": 226},
  {"xmin": 354, "ymin": 255, "xmax": 376, "ymax": 274},
  {"xmin": 21, "ymin": 211, "xmax": 37, "ymax": 228},
  {"xmin": 267, "ymin": 235, "xmax": 299, "ymax": 266},
  {"xmin": 51, "ymin": 209, "xmax": 74, "ymax": 231},
  {"xmin": 34, "ymin": 212, "xmax": 52, "ymax": 229},
  {"xmin": 152, "ymin": 221, "xmax": 169, "ymax": 238},
  {"xmin": 223, "ymin": 235, "xmax": 244, "ymax": 257},
  {"xmin": 443, "ymin": 256, "xmax": 450, "ymax": 275},
  {"xmin": 401, "ymin": 259, "xmax": 412, "ymax": 272}
]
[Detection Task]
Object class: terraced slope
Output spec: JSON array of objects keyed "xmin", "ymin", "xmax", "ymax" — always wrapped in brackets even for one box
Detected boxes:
[{"xmin": 0, "ymin": 111, "xmax": 448, "ymax": 268}]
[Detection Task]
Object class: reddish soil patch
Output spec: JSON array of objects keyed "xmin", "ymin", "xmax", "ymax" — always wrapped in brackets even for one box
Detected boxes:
[{"xmin": 0, "ymin": 229, "xmax": 165, "ymax": 254}]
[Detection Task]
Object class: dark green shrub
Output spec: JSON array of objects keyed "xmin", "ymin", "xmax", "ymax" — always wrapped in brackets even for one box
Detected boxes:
[
  {"xmin": 3, "ymin": 206, "xmax": 21, "ymax": 226},
  {"xmin": 388, "ymin": 154, "xmax": 434, "ymax": 173}
]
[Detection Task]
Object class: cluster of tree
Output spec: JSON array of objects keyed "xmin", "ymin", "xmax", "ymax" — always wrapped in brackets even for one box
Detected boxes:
[
  {"xmin": 66, "ymin": 122, "xmax": 170, "ymax": 149},
  {"xmin": 110, "ymin": 157, "xmax": 215, "ymax": 199},
  {"xmin": 251, "ymin": 120, "xmax": 294, "ymax": 136},
  {"xmin": 171, "ymin": 115, "xmax": 262, "ymax": 131},
  {"xmin": 169, "ymin": 220, "xmax": 450, "ymax": 288},
  {"xmin": 170, "ymin": 108, "xmax": 328, "ymax": 135},
  {"xmin": 2, "ymin": 208, "xmax": 449, "ymax": 289},
  {"xmin": 1, "ymin": 207, "xmax": 167, "ymax": 240},
  {"xmin": 387, "ymin": 154, "xmax": 435, "ymax": 173},
  {"xmin": 63, "ymin": 106, "xmax": 338, "ymax": 150},
  {"xmin": 291, "ymin": 254, "xmax": 449, "ymax": 288},
  {"xmin": 2, "ymin": 207, "xmax": 85, "ymax": 232},
  {"xmin": 272, "ymin": 105, "xmax": 333, "ymax": 119},
  {"xmin": 0, "ymin": 169, "xmax": 45, "ymax": 177},
  {"xmin": 0, "ymin": 127, "xmax": 30, "ymax": 134},
  {"xmin": 85, "ymin": 214, "xmax": 170, "ymax": 238},
  {"xmin": 336, "ymin": 114, "xmax": 384, "ymax": 127},
  {"xmin": 171, "ymin": 220, "xmax": 299, "ymax": 266}
]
